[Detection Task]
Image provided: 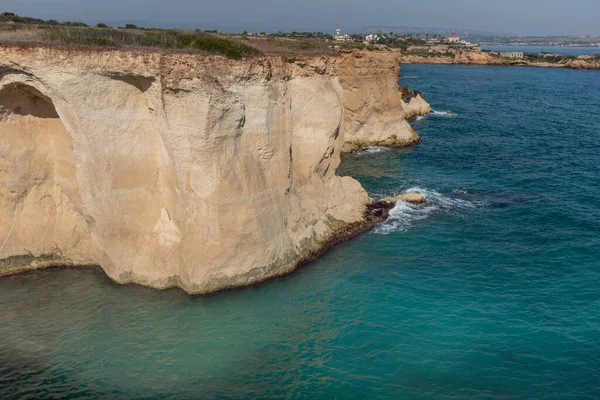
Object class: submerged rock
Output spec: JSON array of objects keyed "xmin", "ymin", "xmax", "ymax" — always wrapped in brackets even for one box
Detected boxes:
[
  {"xmin": 397, "ymin": 193, "xmax": 426, "ymax": 204},
  {"xmin": 382, "ymin": 193, "xmax": 426, "ymax": 205}
]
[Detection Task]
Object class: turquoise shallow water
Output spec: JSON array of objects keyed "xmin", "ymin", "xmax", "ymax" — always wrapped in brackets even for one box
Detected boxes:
[{"xmin": 2, "ymin": 64, "xmax": 600, "ymax": 399}]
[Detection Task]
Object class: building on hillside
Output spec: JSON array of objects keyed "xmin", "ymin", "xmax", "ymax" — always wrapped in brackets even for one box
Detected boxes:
[
  {"xmin": 364, "ymin": 34, "xmax": 379, "ymax": 43},
  {"xmin": 429, "ymin": 45, "xmax": 450, "ymax": 53},
  {"xmin": 406, "ymin": 46, "xmax": 430, "ymax": 53},
  {"xmin": 448, "ymin": 32, "xmax": 460, "ymax": 43},
  {"xmin": 498, "ymin": 51, "xmax": 524, "ymax": 59},
  {"xmin": 457, "ymin": 40, "xmax": 482, "ymax": 52},
  {"xmin": 335, "ymin": 26, "xmax": 352, "ymax": 42}
]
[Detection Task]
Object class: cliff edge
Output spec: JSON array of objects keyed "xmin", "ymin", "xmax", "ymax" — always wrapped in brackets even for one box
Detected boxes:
[{"xmin": 0, "ymin": 45, "xmax": 422, "ymax": 293}]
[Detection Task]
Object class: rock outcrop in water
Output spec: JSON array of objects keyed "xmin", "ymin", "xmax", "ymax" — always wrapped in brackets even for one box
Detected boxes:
[
  {"xmin": 399, "ymin": 86, "xmax": 433, "ymax": 122},
  {"xmin": 0, "ymin": 45, "xmax": 424, "ymax": 293},
  {"xmin": 339, "ymin": 51, "xmax": 423, "ymax": 153}
]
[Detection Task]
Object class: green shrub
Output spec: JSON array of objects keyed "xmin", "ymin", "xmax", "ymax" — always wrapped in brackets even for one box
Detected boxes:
[
  {"xmin": 300, "ymin": 41, "xmax": 315, "ymax": 49},
  {"xmin": 96, "ymin": 23, "xmax": 108, "ymax": 28},
  {"xmin": 83, "ymin": 37, "xmax": 114, "ymax": 46},
  {"xmin": 184, "ymin": 35, "xmax": 261, "ymax": 59}
]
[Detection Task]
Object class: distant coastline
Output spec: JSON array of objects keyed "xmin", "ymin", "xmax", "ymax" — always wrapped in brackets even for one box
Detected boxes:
[
  {"xmin": 482, "ymin": 45, "xmax": 600, "ymax": 57},
  {"xmin": 401, "ymin": 51, "xmax": 600, "ymax": 70}
]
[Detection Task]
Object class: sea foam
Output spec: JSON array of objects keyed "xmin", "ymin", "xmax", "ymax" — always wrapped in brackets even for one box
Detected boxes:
[
  {"xmin": 432, "ymin": 110, "xmax": 455, "ymax": 117},
  {"xmin": 356, "ymin": 146, "xmax": 392, "ymax": 155},
  {"xmin": 374, "ymin": 187, "xmax": 482, "ymax": 234}
]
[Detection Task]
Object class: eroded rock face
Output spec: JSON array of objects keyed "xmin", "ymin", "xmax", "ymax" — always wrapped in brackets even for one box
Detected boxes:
[
  {"xmin": 338, "ymin": 50, "xmax": 422, "ymax": 153},
  {"xmin": 402, "ymin": 94, "xmax": 433, "ymax": 121},
  {"xmin": 0, "ymin": 46, "xmax": 417, "ymax": 293}
]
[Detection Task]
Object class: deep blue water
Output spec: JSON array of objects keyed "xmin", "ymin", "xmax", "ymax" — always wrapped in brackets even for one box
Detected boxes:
[
  {"xmin": 483, "ymin": 45, "xmax": 600, "ymax": 56},
  {"xmin": 2, "ymin": 64, "xmax": 600, "ymax": 399}
]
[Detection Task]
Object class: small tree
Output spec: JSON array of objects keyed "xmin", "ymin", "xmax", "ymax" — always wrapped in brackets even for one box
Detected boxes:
[
  {"xmin": 96, "ymin": 22, "xmax": 108, "ymax": 28},
  {"xmin": 125, "ymin": 24, "xmax": 137, "ymax": 29}
]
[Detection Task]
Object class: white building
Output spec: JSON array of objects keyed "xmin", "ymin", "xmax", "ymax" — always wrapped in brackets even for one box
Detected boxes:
[
  {"xmin": 499, "ymin": 51, "xmax": 524, "ymax": 59},
  {"xmin": 335, "ymin": 27, "xmax": 352, "ymax": 42},
  {"xmin": 364, "ymin": 34, "xmax": 379, "ymax": 43},
  {"xmin": 448, "ymin": 32, "xmax": 460, "ymax": 43}
]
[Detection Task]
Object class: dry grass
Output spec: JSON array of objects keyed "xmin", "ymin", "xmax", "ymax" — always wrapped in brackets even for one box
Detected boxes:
[
  {"xmin": 241, "ymin": 36, "xmax": 336, "ymax": 56},
  {"xmin": 0, "ymin": 21, "xmax": 344, "ymax": 58},
  {"xmin": 0, "ymin": 26, "xmax": 40, "ymax": 42},
  {"xmin": 0, "ymin": 23, "xmax": 263, "ymax": 59}
]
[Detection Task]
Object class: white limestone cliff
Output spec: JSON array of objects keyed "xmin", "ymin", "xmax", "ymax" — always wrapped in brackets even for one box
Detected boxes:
[{"xmin": 0, "ymin": 45, "xmax": 423, "ymax": 293}]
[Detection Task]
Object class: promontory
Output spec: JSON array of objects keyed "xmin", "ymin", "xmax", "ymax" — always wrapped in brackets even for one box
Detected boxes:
[{"xmin": 0, "ymin": 44, "xmax": 429, "ymax": 293}]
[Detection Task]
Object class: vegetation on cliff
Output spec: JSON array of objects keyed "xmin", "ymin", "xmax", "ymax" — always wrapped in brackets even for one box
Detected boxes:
[{"xmin": 0, "ymin": 12, "xmax": 261, "ymax": 59}]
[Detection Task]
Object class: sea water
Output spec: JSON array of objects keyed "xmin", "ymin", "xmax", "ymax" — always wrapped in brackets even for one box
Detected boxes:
[{"xmin": 1, "ymin": 64, "xmax": 600, "ymax": 399}]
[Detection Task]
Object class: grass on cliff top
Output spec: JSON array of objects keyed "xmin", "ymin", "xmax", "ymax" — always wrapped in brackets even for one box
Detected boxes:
[
  {"xmin": 1, "ymin": 12, "xmax": 340, "ymax": 57},
  {"xmin": 0, "ymin": 22, "xmax": 262, "ymax": 59},
  {"xmin": 39, "ymin": 26, "xmax": 262, "ymax": 59}
]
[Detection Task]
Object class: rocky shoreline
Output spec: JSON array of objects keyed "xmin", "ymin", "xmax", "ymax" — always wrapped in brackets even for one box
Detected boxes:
[
  {"xmin": 0, "ymin": 44, "xmax": 431, "ymax": 294},
  {"xmin": 402, "ymin": 52, "xmax": 600, "ymax": 70}
]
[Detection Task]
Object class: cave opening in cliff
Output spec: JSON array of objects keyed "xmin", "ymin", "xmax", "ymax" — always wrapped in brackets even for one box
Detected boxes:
[{"xmin": 0, "ymin": 83, "xmax": 78, "ymax": 202}]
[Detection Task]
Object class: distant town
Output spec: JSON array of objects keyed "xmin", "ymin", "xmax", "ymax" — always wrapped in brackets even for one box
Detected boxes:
[{"xmin": 1, "ymin": 11, "xmax": 599, "ymax": 68}]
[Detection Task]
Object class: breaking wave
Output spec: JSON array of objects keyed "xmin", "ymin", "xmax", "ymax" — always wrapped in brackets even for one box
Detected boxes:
[
  {"xmin": 374, "ymin": 187, "xmax": 483, "ymax": 234},
  {"xmin": 432, "ymin": 110, "xmax": 455, "ymax": 117},
  {"xmin": 356, "ymin": 146, "xmax": 393, "ymax": 155},
  {"xmin": 413, "ymin": 110, "xmax": 455, "ymax": 122},
  {"xmin": 400, "ymin": 75, "xmax": 419, "ymax": 79}
]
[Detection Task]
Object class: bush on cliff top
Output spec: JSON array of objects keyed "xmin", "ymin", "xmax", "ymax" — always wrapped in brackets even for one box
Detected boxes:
[
  {"xmin": 1, "ymin": 11, "xmax": 88, "ymax": 27},
  {"xmin": 39, "ymin": 26, "xmax": 261, "ymax": 59}
]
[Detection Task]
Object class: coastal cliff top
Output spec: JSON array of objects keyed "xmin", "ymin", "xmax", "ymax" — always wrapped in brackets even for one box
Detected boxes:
[
  {"xmin": 0, "ymin": 16, "xmax": 388, "ymax": 59},
  {"xmin": 0, "ymin": 41, "xmax": 401, "ymax": 86}
]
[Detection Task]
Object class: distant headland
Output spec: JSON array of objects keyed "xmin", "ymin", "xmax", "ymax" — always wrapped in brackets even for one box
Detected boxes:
[{"xmin": 2, "ymin": 11, "xmax": 599, "ymax": 69}]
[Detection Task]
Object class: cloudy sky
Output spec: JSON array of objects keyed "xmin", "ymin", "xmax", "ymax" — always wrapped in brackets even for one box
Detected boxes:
[{"xmin": 5, "ymin": 0, "xmax": 599, "ymax": 36}]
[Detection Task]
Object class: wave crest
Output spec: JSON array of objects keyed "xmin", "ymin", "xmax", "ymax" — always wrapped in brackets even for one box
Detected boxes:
[
  {"xmin": 432, "ymin": 110, "xmax": 455, "ymax": 117},
  {"xmin": 355, "ymin": 146, "xmax": 392, "ymax": 155},
  {"xmin": 374, "ymin": 187, "xmax": 483, "ymax": 235}
]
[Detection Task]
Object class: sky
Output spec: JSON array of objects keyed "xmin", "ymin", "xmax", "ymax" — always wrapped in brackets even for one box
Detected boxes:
[{"xmin": 3, "ymin": 0, "xmax": 600, "ymax": 36}]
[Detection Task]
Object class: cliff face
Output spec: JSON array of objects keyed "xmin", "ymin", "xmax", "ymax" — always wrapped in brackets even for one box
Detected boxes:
[
  {"xmin": 0, "ymin": 46, "xmax": 417, "ymax": 293},
  {"xmin": 338, "ymin": 51, "xmax": 421, "ymax": 153}
]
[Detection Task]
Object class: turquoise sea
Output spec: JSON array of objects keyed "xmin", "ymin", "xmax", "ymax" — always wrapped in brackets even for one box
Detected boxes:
[{"xmin": 1, "ymin": 64, "xmax": 600, "ymax": 399}]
